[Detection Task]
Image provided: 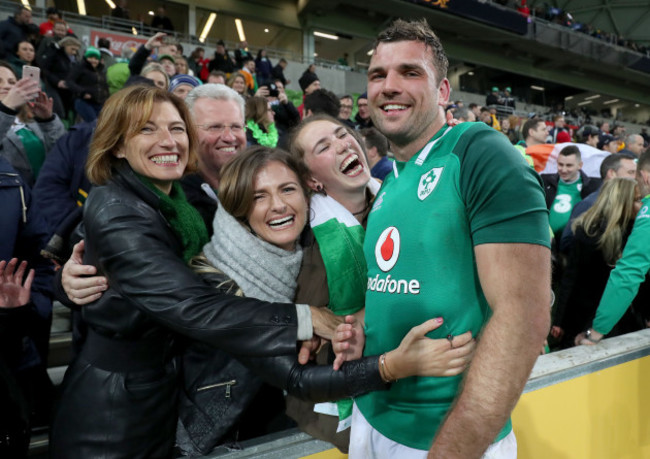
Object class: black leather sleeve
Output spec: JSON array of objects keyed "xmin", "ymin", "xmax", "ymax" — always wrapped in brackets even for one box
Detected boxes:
[
  {"xmin": 82, "ymin": 186, "xmax": 299, "ymax": 358},
  {"xmin": 239, "ymin": 353, "xmax": 388, "ymax": 402}
]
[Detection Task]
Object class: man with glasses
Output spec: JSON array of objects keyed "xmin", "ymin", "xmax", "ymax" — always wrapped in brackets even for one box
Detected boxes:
[{"xmin": 339, "ymin": 94, "xmax": 355, "ymax": 129}]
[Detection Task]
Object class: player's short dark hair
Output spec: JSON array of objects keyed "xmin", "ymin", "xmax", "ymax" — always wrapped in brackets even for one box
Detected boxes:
[{"xmin": 373, "ymin": 18, "xmax": 448, "ymax": 81}]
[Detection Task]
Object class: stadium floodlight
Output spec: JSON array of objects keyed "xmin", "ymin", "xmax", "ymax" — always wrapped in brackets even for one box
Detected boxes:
[
  {"xmin": 585, "ymin": 94, "xmax": 601, "ymax": 100},
  {"xmin": 314, "ymin": 31, "xmax": 339, "ymax": 40},
  {"xmin": 77, "ymin": 0, "xmax": 87, "ymax": 15},
  {"xmin": 20, "ymin": 0, "xmax": 31, "ymax": 9},
  {"xmin": 199, "ymin": 13, "xmax": 217, "ymax": 43},
  {"xmin": 235, "ymin": 19, "xmax": 246, "ymax": 42},
  {"xmin": 105, "ymin": 0, "xmax": 116, "ymax": 9},
  {"xmin": 531, "ymin": 85, "xmax": 545, "ymax": 91},
  {"xmin": 603, "ymin": 99, "xmax": 619, "ymax": 105},
  {"xmin": 578, "ymin": 100, "xmax": 592, "ymax": 106}
]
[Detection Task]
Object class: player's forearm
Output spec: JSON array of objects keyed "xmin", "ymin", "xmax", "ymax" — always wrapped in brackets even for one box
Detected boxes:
[{"xmin": 428, "ymin": 300, "xmax": 549, "ymax": 458}]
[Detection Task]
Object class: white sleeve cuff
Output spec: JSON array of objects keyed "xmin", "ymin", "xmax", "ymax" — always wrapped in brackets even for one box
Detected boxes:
[{"xmin": 295, "ymin": 304, "xmax": 313, "ymax": 340}]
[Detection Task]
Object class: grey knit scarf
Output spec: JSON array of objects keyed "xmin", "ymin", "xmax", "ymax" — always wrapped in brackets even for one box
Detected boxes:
[{"xmin": 202, "ymin": 202, "xmax": 303, "ymax": 302}]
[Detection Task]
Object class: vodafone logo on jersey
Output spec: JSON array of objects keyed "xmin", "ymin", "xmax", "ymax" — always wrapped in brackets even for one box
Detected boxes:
[{"xmin": 375, "ymin": 227, "xmax": 400, "ymax": 272}]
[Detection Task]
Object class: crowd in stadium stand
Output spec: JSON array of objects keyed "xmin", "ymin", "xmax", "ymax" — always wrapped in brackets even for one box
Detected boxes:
[
  {"xmin": 1, "ymin": 4, "xmax": 650, "ymax": 458},
  {"xmin": 493, "ymin": 0, "xmax": 650, "ymax": 55}
]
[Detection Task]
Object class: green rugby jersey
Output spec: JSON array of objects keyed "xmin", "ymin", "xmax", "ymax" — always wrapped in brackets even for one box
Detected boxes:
[
  {"xmin": 357, "ymin": 122, "xmax": 550, "ymax": 450},
  {"xmin": 549, "ymin": 178, "xmax": 582, "ymax": 235},
  {"xmin": 593, "ymin": 195, "xmax": 650, "ymax": 335}
]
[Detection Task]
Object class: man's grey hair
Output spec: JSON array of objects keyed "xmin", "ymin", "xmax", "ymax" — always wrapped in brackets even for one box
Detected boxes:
[
  {"xmin": 626, "ymin": 133, "xmax": 643, "ymax": 146},
  {"xmin": 185, "ymin": 84, "xmax": 245, "ymax": 123},
  {"xmin": 453, "ymin": 107, "xmax": 471, "ymax": 121}
]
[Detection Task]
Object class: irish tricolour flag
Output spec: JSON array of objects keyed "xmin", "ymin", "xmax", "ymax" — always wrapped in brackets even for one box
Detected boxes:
[{"xmin": 526, "ymin": 142, "xmax": 609, "ymax": 177}]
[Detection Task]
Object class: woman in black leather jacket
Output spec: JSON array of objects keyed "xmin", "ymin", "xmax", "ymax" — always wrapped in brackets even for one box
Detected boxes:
[
  {"xmin": 51, "ymin": 87, "xmax": 469, "ymax": 459},
  {"xmin": 49, "ymin": 86, "xmax": 338, "ymax": 459}
]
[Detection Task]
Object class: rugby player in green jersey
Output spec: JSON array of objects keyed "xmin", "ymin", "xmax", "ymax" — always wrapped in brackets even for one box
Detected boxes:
[{"xmin": 335, "ymin": 19, "xmax": 551, "ymax": 458}]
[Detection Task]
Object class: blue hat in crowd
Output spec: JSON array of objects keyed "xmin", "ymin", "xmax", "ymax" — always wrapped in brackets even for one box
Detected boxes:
[{"xmin": 168, "ymin": 74, "xmax": 201, "ymax": 93}]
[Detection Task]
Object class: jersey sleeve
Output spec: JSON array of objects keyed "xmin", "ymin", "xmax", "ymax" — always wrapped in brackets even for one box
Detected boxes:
[
  {"xmin": 456, "ymin": 125, "xmax": 550, "ymax": 248},
  {"xmin": 592, "ymin": 203, "xmax": 650, "ymax": 335}
]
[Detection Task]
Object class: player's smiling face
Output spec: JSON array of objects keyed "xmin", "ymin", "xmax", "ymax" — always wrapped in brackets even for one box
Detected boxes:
[
  {"xmin": 367, "ymin": 40, "xmax": 450, "ymax": 160},
  {"xmin": 298, "ymin": 119, "xmax": 370, "ymax": 199}
]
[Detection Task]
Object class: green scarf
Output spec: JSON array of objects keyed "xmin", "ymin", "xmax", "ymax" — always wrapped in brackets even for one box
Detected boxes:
[
  {"xmin": 246, "ymin": 120, "xmax": 279, "ymax": 147},
  {"xmin": 137, "ymin": 175, "xmax": 209, "ymax": 263}
]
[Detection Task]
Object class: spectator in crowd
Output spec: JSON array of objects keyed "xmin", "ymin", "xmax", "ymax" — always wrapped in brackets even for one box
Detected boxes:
[
  {"xmin": 502, "ymin": 86, "xmax": 516, "ymax": 109},
  {"xmin": 519, "ymin": 117, "xmax": 547, "ymax": 148},
  {"xmin": 138, "ymin": 62, "xmax": 169, "ymax": 90},
  {"xmin": 208, "ymin": 40, "xmax": 235, "ymax": 75},
  {"xmin": 111, "ymin": 0, "xmax": 129, "ymax": 20},
  {"xmin": 39, "ymin": 36, "xmax": 80, "ymax": 118},
  {"xmin": 174, "ymin": 56, "xmax": 193, "ymax": 77},
  {"xmin": 576, "ymin": 150, "xmax": 650, "ymax": 346},
  {"xmin": 542, "ymin": 145, "xmax": 601, "ymax": 240},
  {"xmin": 452, "ymin": 106, "xmax": 476, "ymax": 123},
  {"xmin": 188, "ymin": 47, "xmax": 207, "ymax": 78},
  {"xmin": 151, "ymin": 6, "xmax": 174, "ymax": 31},
  {"xmin": 271, "ymin": 57, "xmax": 290, "ymax": 87},
  {"xmin": 267, "ymin": 80, "xmax": 300, "ymax": 148},
  {"xmin": 360, "ymin": 127, "xmax": 392, "ymax": 181},
  {"xmin": 207, "ymin": 70, "xmax": 226, "ymax": 85},
  {"xmin": 7, "ymin": 41, "xmax": 35, "ymax": 78},
  {"xmin": 580, "ymin": 124, "xmax": 600, "ymax": 148},
  {"xmin": 338, "ymin": 52, "xmax": 349, "ymax": 66},
  {"xmin": 245, "ymin": 96, "xmax": 278, "ymax": 147},
  {"xmin": 560, "ymin": 152, "xmax": 637, "ymax": 253},
  {"xmin": 354, "ymin": 92, "xmax": 372, "ymax": 129},
  {"xmin": 612, "ymin": 124, "xmax": 626, "ymax": 138},
  {"xmin": 599, "ymin": 120, "xmax": 610, "ymax": 134},
  {"xmin": 500, "ymin": 117, "xmax": 517, "ymax": 144},
  {"xmin": 36, "ymin": 20, "xmax": 69, "ymax": 58},
  {"xmin": 227, "ymin": 72, "xmax": 248, "ymax": 98},
  {"xmin": 0, "ymin": 6, "xmax": 38, "ymax": 60},
  {"xmin": 0, "ymin": 154, "xmax": 54, "ymax": 456},
  {"xmin": 598, "ymin": 133, "xmax": 619, "ymax": 153},
  {"xmin": 485, "ymin": 86, "xmax": 500, "ymax": 106},
  {"xmin": 338, "ymin": 94, "xmax": 355, "ymax": 129},
  {"xmin": 547, "ymin": 115, "xmax": 568, "ymax": 143},
  {"xmin": 468, "ymin": 102, "xmax": 480, "ymax": 120},
  {"xmin": 255, "ymin": 49, "xmax": 273, "ymax": 86},
  {"xmin": 0, "ymin": 61, "xmax": 66, "ymax": 186},
  {"xmin": 234, "ymin": 40, "xmax": 253, "ymax": 69},
  {"xmin": 156, "ymin": 36, "xmax": 179, "ymax": 60},
  {"xmin": 552, "ymin": 177, "xmax": 644, "ymax": 349},
  {"xmin": 66, "ymin": 46, "xmax": 109, "ymax": 122},
  {"xmin": 239, "ymin": 57, "xmax": 257, "ymax": 95},
  {"xmin": 168, "ymin": 74, "xmax": 201, "ymax": 100},
  {"xmin": 39, "ymin": 7, "xmax": 62, "ymax": 36},
  {"xmin": 621, "ymin": 133, "xmax": 645, "ymax": 157},
  {"xmin": 97, "ymin": 37, "xmax": 115, "ymax": 69},
  {"xmin": 33, "ymin": 119, "xmax": 96, "ymax": 240},
  {"xmin": 303, "ymin": 88, "xmax": 341, "ymax": 118},
  {"xmin": 297, "ymin": 70, "xmax": 320, "ymax": 118},
  {"xmin": 158, "ymin": 54, "xmax": 176, "ymax": 78}
]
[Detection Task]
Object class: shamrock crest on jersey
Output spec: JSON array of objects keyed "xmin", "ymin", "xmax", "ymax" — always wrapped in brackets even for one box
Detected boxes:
[{"xmin": 418, "ymin": 167, "xmax": 443, "ymax": 201}]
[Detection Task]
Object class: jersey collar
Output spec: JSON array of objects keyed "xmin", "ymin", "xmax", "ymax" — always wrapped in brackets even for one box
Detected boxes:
[{"xmin": 391, "ymin": 124, "xmax": 452, "ymax": 178}]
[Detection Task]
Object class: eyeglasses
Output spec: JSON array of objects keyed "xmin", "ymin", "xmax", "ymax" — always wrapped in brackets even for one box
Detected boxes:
[
  {"xmin": 196, "ymin": 123, "xmax": 244, "ymax": 135},
  {"xmin": 340, "ymin": 104, "xmax": 353, "ymax": 109}
]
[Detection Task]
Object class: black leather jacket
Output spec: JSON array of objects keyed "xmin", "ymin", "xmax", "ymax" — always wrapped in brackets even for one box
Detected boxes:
[
  {"xmin": 177, "ymin": 274, "xmax": 386, "ymax": 456},
  {"xmin": 51, "ymin": 163, "xmax": 300, "ymax": 459}
]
